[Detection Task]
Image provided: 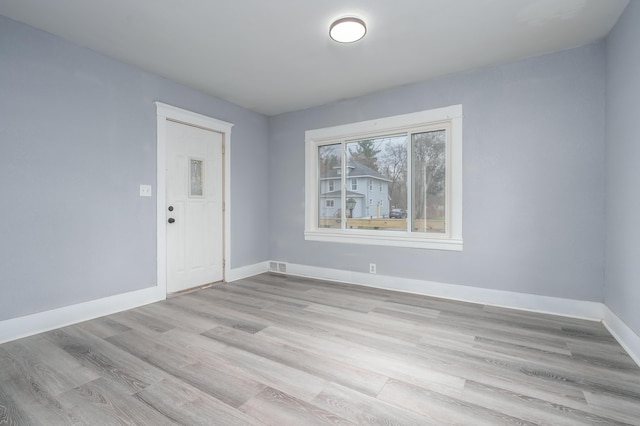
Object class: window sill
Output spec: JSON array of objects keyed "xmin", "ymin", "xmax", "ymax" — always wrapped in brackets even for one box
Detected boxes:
[{"xmin": 304, "ymin": 230, "xmax": 463, "ymax": 251}]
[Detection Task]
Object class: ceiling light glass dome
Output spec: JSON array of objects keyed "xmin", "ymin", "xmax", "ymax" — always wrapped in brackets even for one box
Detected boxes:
[{"xmin": 329, "ymin": 17, "xmax": 367, "ymax": 43}]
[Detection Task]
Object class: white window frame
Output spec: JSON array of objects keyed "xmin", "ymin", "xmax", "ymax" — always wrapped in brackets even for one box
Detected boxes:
[
  {"xmin": 305, "ymin": 105, "xmax": 463, "ymax": 251},
  {"xmin": 326, "ymin": 200, "xmax": 335, "ymax": 208}
]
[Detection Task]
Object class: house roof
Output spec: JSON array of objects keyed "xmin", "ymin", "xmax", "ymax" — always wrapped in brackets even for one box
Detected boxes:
[{"xmin": 322, "ymin": 162, "xmax": 392, "ymax": 182}]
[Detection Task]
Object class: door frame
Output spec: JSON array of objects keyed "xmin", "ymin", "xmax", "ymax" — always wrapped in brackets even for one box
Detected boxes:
[{"xmin": 155, "ymin": 102, "xmax": 233, "ymax": 296}]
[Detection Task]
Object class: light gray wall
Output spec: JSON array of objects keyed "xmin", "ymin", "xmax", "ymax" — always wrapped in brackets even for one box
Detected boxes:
[
  {"xmin": 605, "ymin": 2, "xmax": 640, "ymax": 336},
  {"xmin": 0, "ymin": 16, "xmax": 269, "ymax": 321},
  {"xmin": 269, "ymin": 43, "xmax": 606, "ymax": 302}
]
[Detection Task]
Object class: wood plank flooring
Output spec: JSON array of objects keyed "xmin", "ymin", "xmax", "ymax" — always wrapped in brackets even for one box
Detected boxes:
[{"xmin": 1, "ymin": 273, "xmax": 640, "ymax": 425}]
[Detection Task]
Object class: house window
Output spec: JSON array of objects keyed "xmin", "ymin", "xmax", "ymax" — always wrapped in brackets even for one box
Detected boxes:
[
  {"xmin": 305, "ymin": 104, "xmax": 462, "ymax": 250},
  {"xmin": 329, "ymin": 181, "xmax": 334, "ymax": 191},
  {"xmin": 326, "ymin": 200, "xmax": 334, "ymax": 207}
]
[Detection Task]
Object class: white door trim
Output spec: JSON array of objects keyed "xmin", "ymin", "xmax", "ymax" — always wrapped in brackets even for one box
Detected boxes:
[{"xmin": 155, "ymin": 102, "xmax": 233, "ymax": 295}]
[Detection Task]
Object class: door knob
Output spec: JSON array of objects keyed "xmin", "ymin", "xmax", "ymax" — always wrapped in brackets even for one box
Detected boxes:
[
  {"xmin": 168, "ymin": 206, "xmax": 174, "ymax": 211},
  {"xmin": 168, "ymin": 218, "xmax": 175, "ymax": 224}
]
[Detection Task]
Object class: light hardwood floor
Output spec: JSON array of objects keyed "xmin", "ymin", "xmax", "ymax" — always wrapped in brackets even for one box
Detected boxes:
[{"xmin": 1, "ymin": 273, "xmax": 639, "ymax": 425}]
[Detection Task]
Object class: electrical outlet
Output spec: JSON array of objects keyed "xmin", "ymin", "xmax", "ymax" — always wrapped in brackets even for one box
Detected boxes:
[
  {"xmin": 369, "ymin": 263, "xmax": 377, "ymax": 274},
  {"xmin": 139, "ymin": 184, "xmax": 152, "ymax": 197}
]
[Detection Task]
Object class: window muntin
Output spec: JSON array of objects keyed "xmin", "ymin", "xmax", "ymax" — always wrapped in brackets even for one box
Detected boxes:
[{"xmin": 305, "ymin": 105, "xmax": 462, "ymax": 250}]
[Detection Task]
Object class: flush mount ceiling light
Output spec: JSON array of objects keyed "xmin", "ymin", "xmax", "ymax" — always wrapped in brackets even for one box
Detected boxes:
[{"xmin": 329, "ymin": 17, "xmax": 367, "ymax": 43}]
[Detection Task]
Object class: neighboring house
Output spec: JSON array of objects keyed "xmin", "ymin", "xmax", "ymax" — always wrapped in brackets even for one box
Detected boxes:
[{"xmin": 319, "ymin": 162, "xmax": 391, "ymax": 218}]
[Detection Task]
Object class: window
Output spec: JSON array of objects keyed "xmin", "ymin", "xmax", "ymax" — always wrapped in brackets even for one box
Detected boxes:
[
  {"xmin": 326, "ymin": 200, "xmax": 334, "ymax": 207},
  {"xmin": 329, "ymin": 181, "xmax": 334, "ymax": 191},
  {"xmin": 305, "ymin": 105, "xmax": 462, "ymax": 250}
]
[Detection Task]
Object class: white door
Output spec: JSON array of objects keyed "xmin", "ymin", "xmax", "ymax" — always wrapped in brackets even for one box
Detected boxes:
[{"xmin": 166, "ymin": 120, "xmax": 224, "ymax": 293}]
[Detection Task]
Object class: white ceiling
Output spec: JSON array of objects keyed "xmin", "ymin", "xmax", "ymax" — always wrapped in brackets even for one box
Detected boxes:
[{"xmin": 0, "ymin": 0, "xmax": 629, "ymax": 116}]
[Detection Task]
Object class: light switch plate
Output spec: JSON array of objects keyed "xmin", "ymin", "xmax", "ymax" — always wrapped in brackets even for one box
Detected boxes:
[{"xmin": 139, "ymin": 185, "xmax": 152, "ymax": 197}]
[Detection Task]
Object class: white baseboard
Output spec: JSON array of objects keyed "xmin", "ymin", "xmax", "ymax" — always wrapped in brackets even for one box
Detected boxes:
[
  {"xmin": 267, "ymin": 261, "xmax": 639, "ymax": 367},
  {"xmin": 227, "ymin": 261, "xmax": 269, "ymax": 282},
  {"xmin": 0, "ymin": 286, "xmax": 165, "ymax": 344},
  {"xmin": 3, "ymin": 260, "xmax": 638, "ymax": 368},
  {"xmin": 0, "ymin": 260, "xmax": 272, "ymax": 345},
  {"xmin": 277, "ymin": 262, "xmax": 604, "ymax": 320},
  {"xmin": 602, "ymin": 306, "xmax": 640, "ymax": 367}
]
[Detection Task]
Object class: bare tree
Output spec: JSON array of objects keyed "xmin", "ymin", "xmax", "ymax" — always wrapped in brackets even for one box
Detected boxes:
[
  {"xmin": 318, "ymin": 144, "xmax": 341, "ymax": 178},
  {"xmin": 378, "ymin": 138, "xmax": 408, "ymax": 209},
  {"xmin": 412, "ymin": 131, "xmax": 446, "ymax": 220}
]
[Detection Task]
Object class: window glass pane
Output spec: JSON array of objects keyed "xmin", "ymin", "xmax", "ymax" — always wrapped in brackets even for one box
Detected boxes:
[
  {"xmin": 380, "ymin": 136, "xmax": 408, "ymax": 223},
  {"xmin": 345, "ymin": 135, "xmax": 407, "ymax": 231},
  {"xmin": 412, "ymin": 130, "xmax": 446, "ymax": 233},
  {"xmin": 318, "ymin": 144, "xmax": 342, "ymax": 228}
]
